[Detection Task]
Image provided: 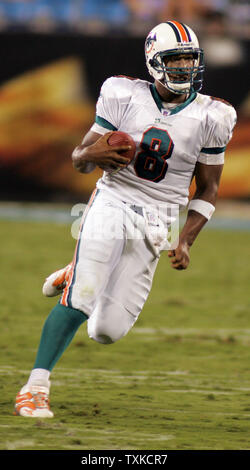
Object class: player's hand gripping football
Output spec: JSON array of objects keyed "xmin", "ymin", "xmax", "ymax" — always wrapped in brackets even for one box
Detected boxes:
[
  {"xmin": 91, "ymin": 132, "xmax": 133, "ymax": 171},
  {"xmin": 72, "ymin": 131, "xmax": 132, "ymax": 173},
  {"xmin": 168, "ymin": 241, "xmax": 190, "ymax": 270}
]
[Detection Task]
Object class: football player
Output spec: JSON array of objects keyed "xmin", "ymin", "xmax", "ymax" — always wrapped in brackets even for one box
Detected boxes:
[{"xmin": 14, "ymin": 21, "xmax": 236, "ymax": 417}]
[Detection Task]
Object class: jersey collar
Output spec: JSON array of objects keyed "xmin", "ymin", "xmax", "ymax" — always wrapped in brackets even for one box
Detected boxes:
[{"xmin": 149, "ymin": 83, "xmax": 197, "ymax": 115}]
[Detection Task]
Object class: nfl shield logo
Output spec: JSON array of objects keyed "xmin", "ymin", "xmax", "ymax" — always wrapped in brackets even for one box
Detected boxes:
[{"xmin": 162, "ymin": 109, "xmax": 171, "ymax": 116}]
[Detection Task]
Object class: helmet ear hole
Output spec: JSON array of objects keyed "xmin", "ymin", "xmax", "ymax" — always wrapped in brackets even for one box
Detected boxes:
[{"xmin": 149, "ymin": 58, "xmax": 156, "ymax": 67}]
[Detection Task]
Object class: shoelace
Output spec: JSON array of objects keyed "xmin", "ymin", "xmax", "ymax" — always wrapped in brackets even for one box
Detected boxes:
[{"xmin": 33, "ymin": 392, "xmax": 50, "ymax": 409}]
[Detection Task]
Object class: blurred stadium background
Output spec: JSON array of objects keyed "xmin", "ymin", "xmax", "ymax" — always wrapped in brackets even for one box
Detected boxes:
[
  {"xmin": 0, "ymin": 0, "xmax": 249, "ymax": 210},
  {"xmin": 0, "ymin": 1, "xmax": 250, "ymax": 452}
]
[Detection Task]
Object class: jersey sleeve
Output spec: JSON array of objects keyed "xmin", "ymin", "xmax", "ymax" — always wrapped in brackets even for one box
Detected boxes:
[
  {"xmin": 198, "ymin": 101, "xmax": 237, "ymax": 165},
  {"xmin": 90, "ymin": 76, "xmax": 133, "ymax": 135}
]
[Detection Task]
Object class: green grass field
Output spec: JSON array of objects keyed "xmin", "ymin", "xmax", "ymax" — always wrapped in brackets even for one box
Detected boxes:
[{"xmin": 0, "ymin": 217, "xmax": 250, "ymax": 451}]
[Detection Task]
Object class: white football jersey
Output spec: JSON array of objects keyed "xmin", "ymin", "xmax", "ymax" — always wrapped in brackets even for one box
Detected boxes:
[{"xmin": 91, "ymin": 76, "xmax": 237, "ymax": 211}]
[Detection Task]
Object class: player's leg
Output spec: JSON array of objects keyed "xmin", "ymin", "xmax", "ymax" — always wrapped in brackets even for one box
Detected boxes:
[
  {"xmin": 60, "ymin": 194, "xmax": 125, "ymax": 316},
  {"xmin": 14, "ymin": 191, "xmax": 125, "ymax": 417},
  {"xmin": 87, "ymin": 229, "xmax": 159, "ymax": 344},
  {"xmin": 14, "ymin": 303, "xmax": 88, "ymax": 417},
  {"xmin": 14, "ymin": 190, "xmax": 101, "ymax": 417}
]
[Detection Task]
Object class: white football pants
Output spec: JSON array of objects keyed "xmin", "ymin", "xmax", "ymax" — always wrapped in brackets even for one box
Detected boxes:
[{"xmin": 60, "ymin": 189, "xmax": 168, "ymax": 344}]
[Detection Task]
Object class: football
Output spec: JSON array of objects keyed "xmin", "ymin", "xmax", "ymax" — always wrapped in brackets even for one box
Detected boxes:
[{"xmin": 107, "ymin": 131, "xmax": 136, "ymax": 163}]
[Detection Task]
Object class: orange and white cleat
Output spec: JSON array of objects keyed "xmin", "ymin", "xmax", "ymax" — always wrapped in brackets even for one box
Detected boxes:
[
  {"xmin": 14, "ymin": 384, "xmax": 54, "ymax": 418},
  {"xmin": 42, "ymin": 263, "xmax": 72, "ymax": 297}
]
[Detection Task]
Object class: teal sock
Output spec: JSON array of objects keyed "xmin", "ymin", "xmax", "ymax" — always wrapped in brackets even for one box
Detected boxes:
[{"xmin": 33, "ymin": 303, "xmax": 88, "ymax": 371}]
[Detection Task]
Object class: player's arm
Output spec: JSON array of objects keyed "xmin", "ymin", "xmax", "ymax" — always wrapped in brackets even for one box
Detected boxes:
[
  {"xmin": 168, "ymin": 162, "xmax": 223, "ymax": 270},
  {"xmin": 72, "ymin": 130, "xmax": 131, "ymax": 174}
]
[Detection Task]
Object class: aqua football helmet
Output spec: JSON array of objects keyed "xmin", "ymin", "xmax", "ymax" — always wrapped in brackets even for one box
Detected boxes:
[{"xmin": 145, "ymin": 21, "xmax": 204, "ymax": 95}]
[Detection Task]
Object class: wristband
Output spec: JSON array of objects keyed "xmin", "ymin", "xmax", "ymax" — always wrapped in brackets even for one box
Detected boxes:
[{"xmin": 188, "ymin": 199, "xmax": 215, "ymax": 220}]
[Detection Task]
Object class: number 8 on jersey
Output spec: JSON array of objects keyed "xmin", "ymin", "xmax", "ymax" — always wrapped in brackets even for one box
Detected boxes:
[{"xmin": 134, "ymin": 127, "xmax": 174, "ymax": 183}]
